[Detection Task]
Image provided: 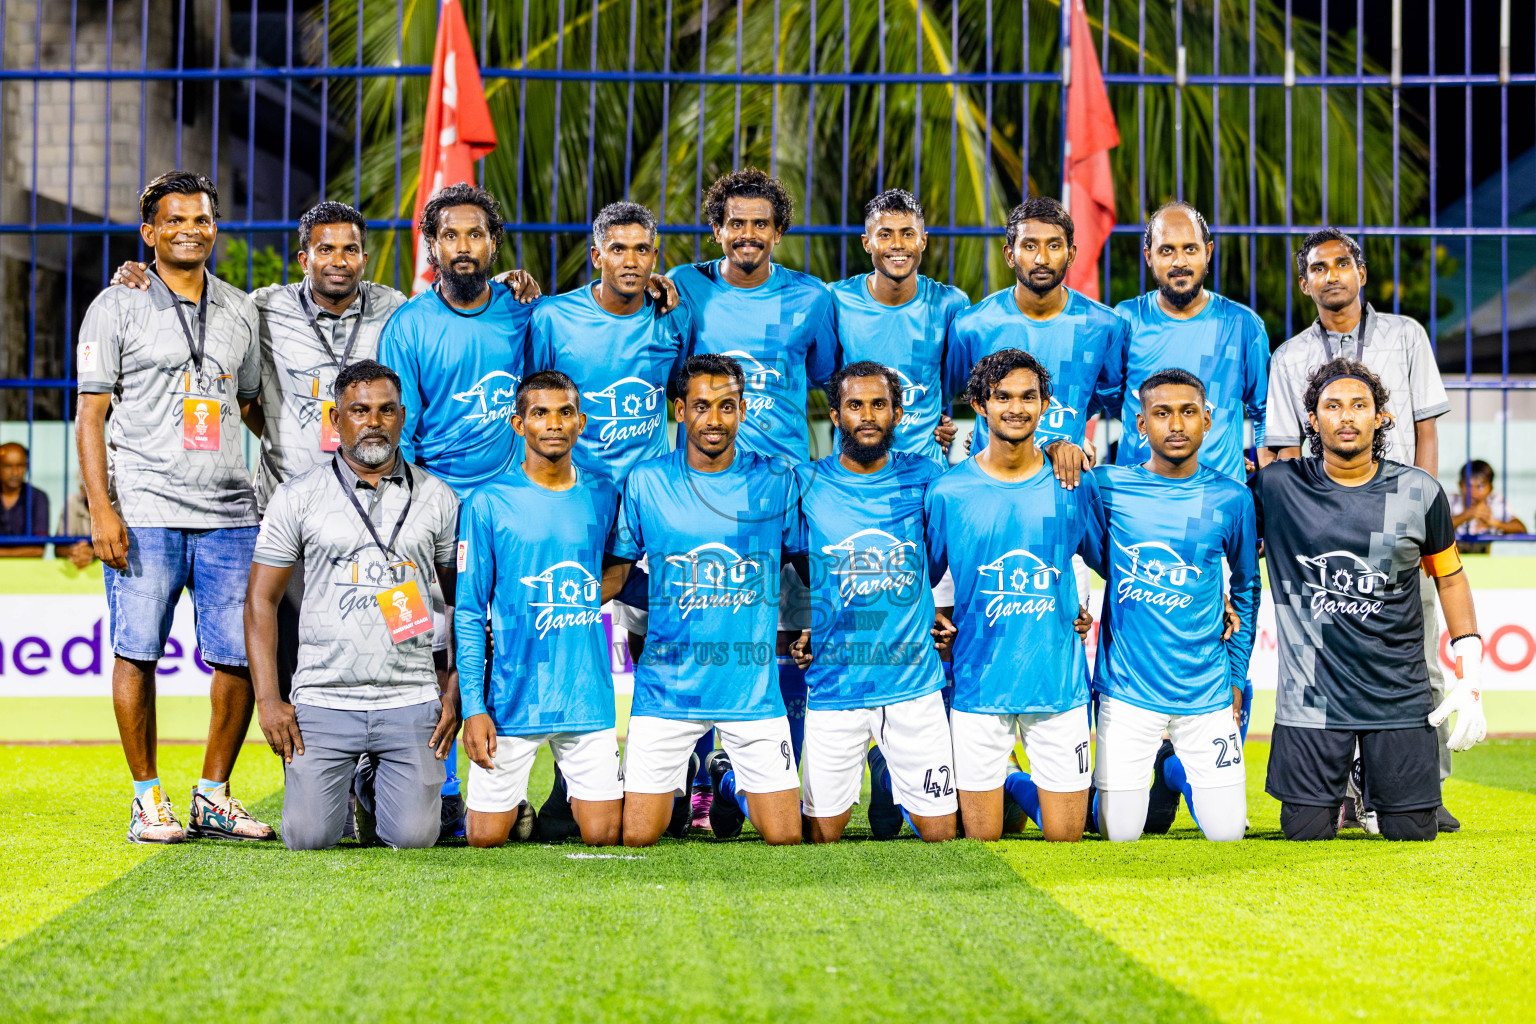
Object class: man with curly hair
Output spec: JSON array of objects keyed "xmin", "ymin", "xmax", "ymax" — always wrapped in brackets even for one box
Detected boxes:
[{"xmin": 1251, "ymin": 358, "xmax": 1486, "ymax": 842}]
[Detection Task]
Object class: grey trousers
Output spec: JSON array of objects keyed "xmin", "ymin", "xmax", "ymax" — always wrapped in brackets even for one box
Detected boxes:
[
  {"xmin": 1422, "ymin": 575, "xmax": 1452, "ymax": 782},
  {"xmin": 283, "ymin": 700, "xmax": 446, "ymax": 851}
]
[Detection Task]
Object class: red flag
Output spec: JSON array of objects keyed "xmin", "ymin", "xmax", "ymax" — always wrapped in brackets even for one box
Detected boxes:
[
  {"xmin": 1062, "ymin": 0, "xmax": 1120, "ymax": 300},
  {"xmin": 412, "ymin": 0, "xmax": 498, "ymax": 294}
]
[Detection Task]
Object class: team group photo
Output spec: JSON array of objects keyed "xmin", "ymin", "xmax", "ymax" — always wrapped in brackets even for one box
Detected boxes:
[{"xmin": 1, "ymin": 1, "xmax": 1532, "ymax": 1021}]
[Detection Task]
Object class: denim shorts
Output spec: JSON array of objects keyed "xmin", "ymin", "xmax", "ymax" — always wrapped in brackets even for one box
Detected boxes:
[{"xmin": 106, "ymin": 525, "xmax": 259, "ymax": 667}]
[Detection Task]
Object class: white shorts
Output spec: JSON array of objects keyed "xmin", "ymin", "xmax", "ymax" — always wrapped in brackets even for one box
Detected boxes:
[
  {"xmin": 1093, "ymin": 695, "xmax": 1245, "ymax": 791},
  {"xmin": 623, "ymin": 715, "xmax": 798, "ymax": 796},
  {"xmin": 465, "ymin": 728, "xmax": 624, "ymax": 813},
  {"xmin": 951, "ymin": 705, "xmax": 1092, "ymax": 793},
  {"xmin": 932, "ymin": 568, "xmax": 955, "ymax": 608},
  {"xmin": 801, "ymin": 690, "xmax": 956, "ymax": 819}
]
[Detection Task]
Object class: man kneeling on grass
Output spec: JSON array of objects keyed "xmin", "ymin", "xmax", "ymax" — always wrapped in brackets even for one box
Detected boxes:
[
  {"xmin": 245, "ymin": 359, "xmax": 462, "ymax": 850},
  {"xmin": 455, "ymin": 371, "xmax": 627, "ymax": 847}
]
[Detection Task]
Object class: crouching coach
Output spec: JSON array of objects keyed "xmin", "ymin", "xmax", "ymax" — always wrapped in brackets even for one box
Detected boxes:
[{"xmin": 244, "ymin": 359, "xmax": 462, "ymax": 849}]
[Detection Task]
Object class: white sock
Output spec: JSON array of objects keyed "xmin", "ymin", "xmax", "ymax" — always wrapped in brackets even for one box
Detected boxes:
[
  {"xmin": 1096, "ymin": 788, "xmax": 1149, "ymax": 842},
  {"xmin": 1190, "ymin": 783, "xmax": 1248, "ymax": 841}
]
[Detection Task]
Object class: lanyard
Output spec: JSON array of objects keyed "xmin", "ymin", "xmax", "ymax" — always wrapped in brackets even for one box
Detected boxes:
[
  {"xmin": 153, "ymin": 266, "xmax": 209, "ymax": 379},
  {"xmin": 297, "ymin": 285, "xmax": 367, "ymax": 370},
  {"xmin": 1314, "ymin": 304, "xmax": 1374, "ymax": 362},
  {"xmin": 332, "ymin": 455, "xmax": 414, "ymax": 562}
]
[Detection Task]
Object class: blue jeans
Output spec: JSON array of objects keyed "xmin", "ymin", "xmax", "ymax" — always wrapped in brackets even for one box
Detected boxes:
[{"xmin": 106, "ymin": 525, "xmax": 259, "ymax": 667}]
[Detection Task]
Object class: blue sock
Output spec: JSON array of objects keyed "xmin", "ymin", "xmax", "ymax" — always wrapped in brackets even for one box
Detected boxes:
[
  {"xmin": 720, "ymin": 768, "xmax": 749, "ymax": 817},
  {"xmin": 692, "ymin": 731, "xmax": 715, "ymax": 787},
  {"xmin": 777, "ymin": 657, "xmax": 806, "ymax": 762},
  {"xmin": 196, "ymin": 778, "xmax": 223, "ymax": 794},
  {"xmin": 133, "ymin": 777, "xmax": 161, "ymax": 800},
  {"xmin": 1239, "ymin": 680, "xmax": 1253, "ymax": 744},
  {"xmin": 1003, "ymin": 770, "xmax": 1043, "ymax": 828},
  {"xmin": 441, "ymin": 757, "xmax": 460, "ymax": 798},
  {"xmin": 1163, "ymin": 755, "xmax": 1201, "ymax": 830}
]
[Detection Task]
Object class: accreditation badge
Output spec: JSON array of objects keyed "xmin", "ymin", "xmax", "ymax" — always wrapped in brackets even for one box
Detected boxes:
[
  {"xmin": 377, "ymin": 578, "xmax": 433, "ymax": 644},
  {"xmin": 182, "ymin": 397, "xmax": 221, "ymax": 451},
  {"xmin": 319, "ymin": 400, "xmax": 340, "ymax": 451}
]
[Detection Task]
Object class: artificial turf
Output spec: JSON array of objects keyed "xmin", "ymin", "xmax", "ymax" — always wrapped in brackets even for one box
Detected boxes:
[{"xmin": 1, "ymin": 741, "xmax": 1533, "ymax": 1023}]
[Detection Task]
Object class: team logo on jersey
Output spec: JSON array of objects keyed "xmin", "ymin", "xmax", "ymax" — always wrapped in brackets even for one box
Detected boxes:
[
  {"xmin": 721, "ymin": 351, "xmax": 782, "ymax": 416},
  {"xmin": 664, "ymin": 541, "xmax": 764, "ymax": 618},
  {"xmin": 159, "ymin": 356, "xmax": 231, "ymax": 400},
  {"xmin": 890, "ymin": 370, "xmax": 929, "ymax": 433},
  {"xmin": 582, "ymin": 376, "xmax": 666, "ymax": 451},
  {"xmin": 452, "ymin": 370, "xmax": 521, "ymax": 427},
  {"xmin": 1040, "ymin": 401, "xmax": 1080, "ymax": 433},
  {"xmin": 821, "ymin": 528, "xmax": 920, "ymax": 606},
  {"xmin": 520, "ymin": 560, "xmax": 604, "ymax": 638},
  {"xmin": 976, "ymin": 549, "xmax": 1060, "ymax": 626},
  {"xmin": 330, "ymin": 545, "xmax": 423, "ymax": 623},
  {"xmin": 1295, "ymin": 550, "xmax": 1388, "ymax": 620},
  {"xmin": 1114, "ymin": 539, "xmax": 1202, "ymax": 612},
  {"xmin": 286, "ymin": 362, "xmax": 339, "ymax": 425}
]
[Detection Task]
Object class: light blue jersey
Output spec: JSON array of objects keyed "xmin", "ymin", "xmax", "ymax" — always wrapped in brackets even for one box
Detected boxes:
[
  {"xmin": 792, "ymin": 452, "xmax": 946, "ymax": 710},
  {"xmin": 925, "ymin": 459, "xmax": 1105, "ymax": 715},
  {"xmin": 1113, "ymin": 290, "xmax": 1269, "ymax": 482},
  {"xmin": 944, "ymin": 286, "xmax": 1128, "ymax": 450},
  {"xmin": 377, "ymin": 282, "xmax": 533, "ymax": 497},
  {"xmin": 454, "ymin": 467, "xmax": 621, "ymax": 735},
  {"xmin": 829, "ymin": 274, "xmax": 970, "ymax": 464},
  {"xmin": 527, "ymin": 287, "xmax": 693, "ymax": 487},
  {"xmin": 671, "ymin": 260, "xmax": 838, "ymax": 465},
  {"xmin": 609, "ymin": 448, "xmax": 799, "ymax": 720},
  {"xmin": 1092, "ymin": 464, "xmax": 1260, "ymax": 715}
]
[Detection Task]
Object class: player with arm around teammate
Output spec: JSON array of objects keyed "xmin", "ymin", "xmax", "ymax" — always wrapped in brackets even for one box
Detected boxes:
[
  {"xmin": 1091, "ymin": 369, "xmax": 1260, "ymax": 842},
  {"xmin": 1256, "ymin": 359, "xmax": 1486, "ymax": 841},
  {"xmin": 455, "ymin": 371, "xmax": 626, "ymax": 848},
  {"xmin": 926, "ymin": 349, "xmax": 1105, "ymax": 842},
  {"xmin": 789, "ymin": 362, "xmax": 957, "ymax": 843}
]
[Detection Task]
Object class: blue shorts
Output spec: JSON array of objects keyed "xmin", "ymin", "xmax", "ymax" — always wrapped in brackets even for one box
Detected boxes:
[{"xmin": 106, "ymin": 525, "xmax": 259, "ymax": 667}]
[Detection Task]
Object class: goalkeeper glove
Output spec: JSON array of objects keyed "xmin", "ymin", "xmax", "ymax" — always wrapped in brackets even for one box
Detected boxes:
[{"xmin": 1428, "ymin": 634, "xmax": 1487, "ymax": 752}]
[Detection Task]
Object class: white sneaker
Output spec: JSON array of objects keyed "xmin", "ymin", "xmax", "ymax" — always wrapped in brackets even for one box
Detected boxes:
[{"xmin": 127, "ymin": 787, "xmax": 186, "ymax": 844}]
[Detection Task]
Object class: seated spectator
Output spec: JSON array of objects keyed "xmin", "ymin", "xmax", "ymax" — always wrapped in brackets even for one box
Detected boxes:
[
  {"xmin": 1450, "ymin": 460, "xmax": 1527, "ymax": 549},
  {"xmin": 0, "ymin": 441, "xmax": 50, "ymax": 557},
  {"xmin": 58, "ymin": 480, "xmax": 96, "ymax": 568}
]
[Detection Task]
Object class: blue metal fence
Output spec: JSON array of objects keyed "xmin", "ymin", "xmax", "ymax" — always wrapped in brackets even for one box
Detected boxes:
[{"xmin": 0, "ymin": 0, "xmax": 1531, "ymax": 546}]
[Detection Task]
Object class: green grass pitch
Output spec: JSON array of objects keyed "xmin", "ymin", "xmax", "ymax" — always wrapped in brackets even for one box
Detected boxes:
[{"xmin": 2, "ymin": 740, "xmax": 1534, "ymax": 1023}]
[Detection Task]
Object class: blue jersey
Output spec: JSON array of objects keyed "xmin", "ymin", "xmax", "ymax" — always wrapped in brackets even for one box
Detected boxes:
[
  {"xmin": 925, "ymin": 460, "xmax": 1105, "ymax": 715},
  {"xmin": 792, "ymin": 453, "xmax": 946, "ymax": 710},
  {"xmin": 944, "ymin": 286, "xmax": 1128, "ymax": 451},
  {"xmin": 378, "ymin": 282, "xmax": 533, "ymax": 497},
  {"xmin": 527, "ymin": 287, "xmax": 693, "ymax": 487},
  {"xmin": 829, "ymin": 274, "xmax": 970, "ymax": 464},
  {"xmin": 609, "ymin": 448, "xmax": 799, "ymax": 720},
  {"xmin": 1091, "ymin": 464, "xmax": 1260, "ymax": 715},
  {"xmin": 454, "ymin": 467, "xmax": 621, "ymax": 735},
  {"xmin": 671, "ymin": 260, "xmax": 838, "ymax": 465},
  {"xmin": 1113, "ymin": 290, "xmax": 1269, "ymax": 482}
]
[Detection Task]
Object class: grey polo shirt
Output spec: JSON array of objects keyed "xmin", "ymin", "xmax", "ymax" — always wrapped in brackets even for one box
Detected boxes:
[
  {"xmin": 76, "ymin": 270, "xmax": 262, "ymax": 528},
  {"xmin": 1266, "ymin": 305, "xmax": 1451, "ymax": 466},
  {"xmin": 250, "ymin": 280, "xmax": 407, "ymax": 511},
  {"xmin": 252, "ymin": 454, "xmax": 460, "ymax": 710}
]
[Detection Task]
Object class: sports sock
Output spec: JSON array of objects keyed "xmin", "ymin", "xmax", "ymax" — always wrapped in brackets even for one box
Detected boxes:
[
  {"xmin": 720, "ymin": 768, "xmax": 749, "ymax": 817},
  {"xmin": 133, "ymin": 777, "xmax": 161, "ymax": 801},
  {"xmin": 1239, "ymin": 680, "xmax": 1254, "ymax": 744},
  {"xmin": 196, "ymin": 778, "xmax": 225, "ymax": 795},
  {"xmin": 1002, "ymin": 770, "xmax": 1043, "ymax": 829},
  {"xmin": 1188, "ymin": 783, "xmax": 1247, "ymax": 841},
  {"xmin": 777, "ymin": 657, "xmax": 806, "ymax": 762},
  {"xmin": 441, "ymin": 758, "xmax": 461, "ymax": 798},
  {"xmin": 692, "ymin": 731, "xmax": 715, "ymax": 787},
  {"xmin": 1097, "ymin": 788, "xmax": 1150, "ymax": 842},
  {"xmin": 1162, "ymin": 756, "xmax": 1200, "ymax": 830}
]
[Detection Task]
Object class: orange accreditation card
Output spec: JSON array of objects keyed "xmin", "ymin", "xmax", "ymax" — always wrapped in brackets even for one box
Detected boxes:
[
  {"xmin": 319, "ymin": 400, "xmax": 340, "ymax": 451},
  {"xmin": 182, "ymin": 398, "xmax": 221, "ymax": 451},
  {"xmin": 377, "ymin": 579, "xmax": 433, "ymax": 644}
]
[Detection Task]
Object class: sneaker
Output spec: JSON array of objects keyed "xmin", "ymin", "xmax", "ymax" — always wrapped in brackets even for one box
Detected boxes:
[
  {"xmin": 866, "ymin": 746, "xmax": 903, "ymax": 840},
  {"xmin": 1339, "ymin": 797, "xmax": 1363, "ymax": 831},
  {"xmin": 1143, "ymin": 740, "xmax": 1181, "ymax": 835},
  {"xmin": 186, "ymin": 784, "xmax": 276, "ymax": 841},
  {"xmin": 668, "ymin": 754, "xmax": 701, "ymax": 839},
  {"xmin": 1436, "ymin": 804, "xmax": 1461, "ymax": 833},
  {"xmin": 537, "ymin": 766, "xmax": 582, "ymax": 843},
  {"xmin": 127, "ymin": 787, "xmax": 185, "ymax": 844},
  {"xmin": 705, "ymin": 750, "xmax": 746, "ymax": 839},
  {"xmin": 351, "ymin": 791, "xmax": 377, "ymax": 846},
  {"xmin": 1341, "ymin": 757, "xmax": 1367, "ymax": 830},
  {"xmin": 690, "ymin": 784, "xmax": 715, "ymax": 831},
  {"xmin": 438, "ymin": 791, "xmax": 466, "ymax": 843},
  {"xmin": 510, "ymin": 800, "xmax": 539, "ymax": 843}
]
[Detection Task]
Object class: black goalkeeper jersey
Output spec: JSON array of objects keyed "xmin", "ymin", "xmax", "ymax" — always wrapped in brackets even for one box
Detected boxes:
[{"xmin": 1251, "ymin": 458, "xmax": 1462, "ymax": 731}]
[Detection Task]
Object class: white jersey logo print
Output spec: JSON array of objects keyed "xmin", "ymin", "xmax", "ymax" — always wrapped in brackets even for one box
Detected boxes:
[
  {"xmin": 1114, "ymin": 539, "xmax": 1202, "ymax": 612},
  {"xmin": 453, "ymin": 370, "xmax": 521, "ymax": 427},
  {"xmin": 892, "ymin": 370, "xmax": 928, "ymax": 433},
  {"xmin": 821, "ymin": 528, "xmax": 919, "ymax": 607},
  {"xmin": 520, "ymin": 560, "xmax": 603, "ymax": 638},
  {"xmin": 721, "ymin": 350, "xmax": 782, "ymax": 416},
  {"xmin": 665, "ymin": 541, "xmax": 763, "ymax": 618},
  {"xmin": 1296, "ymin": 550, "xmax": 1388, "ymax": 620},
  {"xmin": 582, "ymin": 376, "xmax": 666, "ymax": 450},
  {"xmin": 976, "ymin": 549, "xmax": 1060, "ymax": 625}
]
